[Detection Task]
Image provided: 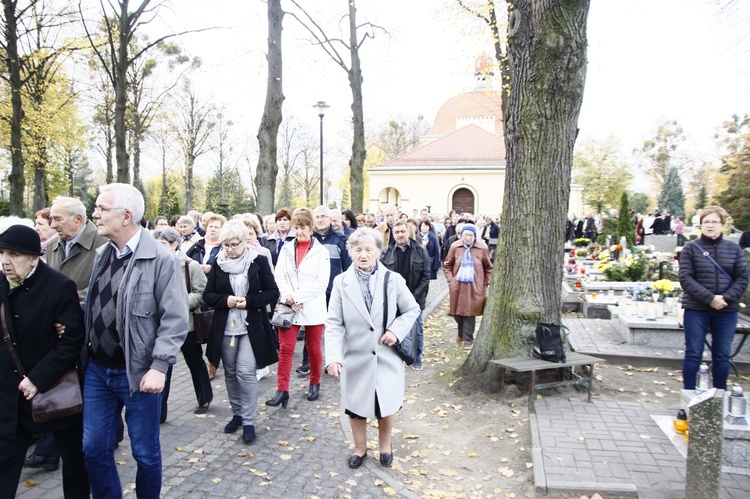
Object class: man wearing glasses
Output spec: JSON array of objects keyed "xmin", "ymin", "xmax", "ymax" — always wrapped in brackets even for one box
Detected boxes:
[{"xmin": 81, "ymin": 183, "xmax": 188, "ymax": 498}]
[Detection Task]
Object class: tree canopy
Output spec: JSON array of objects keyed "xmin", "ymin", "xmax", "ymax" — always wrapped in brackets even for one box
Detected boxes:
[{"xmin": 573, "ymin": 136, "xmax": 632, "ymax": 213}]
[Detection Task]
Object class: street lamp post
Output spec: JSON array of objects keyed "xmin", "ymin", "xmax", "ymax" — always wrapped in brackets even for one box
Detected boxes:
[{"xmin": 313, "ymin": 100, "xmax": 330, "ymax": 205}]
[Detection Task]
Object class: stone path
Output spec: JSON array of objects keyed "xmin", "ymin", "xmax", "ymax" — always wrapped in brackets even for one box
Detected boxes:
[
  {"xmin": 16, "ymin": 274, "xmax": 750, "ymax": 498},
  {"xmin": 17, "ymin": 276, "xmax": 449, "ymax": 498},
  {"xmin": 525, "ymin": 316, "xmax": 750, "ymax": 497}
]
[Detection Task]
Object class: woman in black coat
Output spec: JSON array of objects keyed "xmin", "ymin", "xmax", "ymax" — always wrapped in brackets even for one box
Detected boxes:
[
  {"xmin": 203, "ymin": 221, "xmax": 279, "ymax": 444},
  {"xmin": 0, "ymin": 225, "xmax": 88, "ymax": 498},
  {"xmin": 679, "ymin": 206, "xmax": 750, "ymax": 391}
]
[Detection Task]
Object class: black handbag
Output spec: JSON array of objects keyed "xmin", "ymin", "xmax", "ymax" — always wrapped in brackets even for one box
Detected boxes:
[
  {"xmin": 532, "ymin": 322, "xmax": 568, "ymax": 363},
  {"xmin": 2, "ymin": 304, "xmax": 83, "ymax": 423},
  {"xmin": 250, "ymin": 314, "xmax": 279, "ymax": 368},
  {"xmin": 383, "ymin": 272, "xmax": 419, "ymax": 365},
  {"xmin": 185, "ymin": 262, "xmax": 212, "ymax": 344}
]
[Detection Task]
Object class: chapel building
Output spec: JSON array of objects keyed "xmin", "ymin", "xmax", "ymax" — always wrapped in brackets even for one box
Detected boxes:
[{"xmin": 367, "ymin": 56, "xmax": 584, "ymax": 216}]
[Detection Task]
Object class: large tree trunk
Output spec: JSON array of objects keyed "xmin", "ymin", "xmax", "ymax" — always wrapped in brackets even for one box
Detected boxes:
[
  {"xmin": 32, "ymin": 146, "xmax": 47, "ymax": 212},
  {"xmin": 458, "ymin": 0, "xmax": 590, "ymax": 390},
  {"xmin": 254, "ymin": 0, "xmax": 284, "ymax": 214},
  {"xmin": 185, "ymin": 154, "xmax": 194, "ymax": 212},
  {"xmin": 4, "ymin": 0, "xmax": 25, "ymax": 215},
  {"xmin": 114, "ymin": 0, "xmax": 130, "ymax": 183},
  {"xmin": 347, "ymin": 0, "xmax": 365, "ymax": 213}
]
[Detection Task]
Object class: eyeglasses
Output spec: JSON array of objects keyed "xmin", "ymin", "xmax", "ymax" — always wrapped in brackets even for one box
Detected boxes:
[
  {"xmin": 222, "ymin": 241, "xmax": 243, "ymax": 250},
  {"xmin": 93, "ymin": 206, "xmax": 125, "ymax": 214},
  {"xmin": 702, "ymin": 220, "xmax": 723, "ymax": 225}
]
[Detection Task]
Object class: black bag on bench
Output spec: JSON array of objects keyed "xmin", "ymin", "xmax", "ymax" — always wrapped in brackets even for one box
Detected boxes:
[{"xmin": 532, "ymin": 322, "xmax": 567, "ymax": 363}]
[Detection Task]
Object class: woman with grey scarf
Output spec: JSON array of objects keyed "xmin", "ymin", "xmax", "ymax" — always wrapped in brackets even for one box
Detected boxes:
[{"xmin": 204, "ymin": 220, "xmax": 279, "ymax": 444}]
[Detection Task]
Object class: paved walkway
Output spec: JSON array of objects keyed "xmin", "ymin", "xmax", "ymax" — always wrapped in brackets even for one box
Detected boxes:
[
  {"xmin": 16, "ymin": 275, "xmax": 750, "ymax": 498},
  {"xmin": 526, "ymin": 316, "xmax": 750, "ymax": 497},
  {"xmin": 17, "ymin": 276, "xmax": 449, "ymax": 498}
]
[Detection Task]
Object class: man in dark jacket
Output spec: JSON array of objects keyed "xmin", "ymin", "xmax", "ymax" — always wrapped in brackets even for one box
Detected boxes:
[{"xmin": 380, "ymin": 220, "xmax": 430, "ymax": 370}]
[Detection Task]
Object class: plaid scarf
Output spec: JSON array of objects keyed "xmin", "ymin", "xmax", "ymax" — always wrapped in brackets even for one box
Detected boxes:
[
  {"xmin": 456, "ymin": 244, "xmax": 475, "ymax": 283},
  {"xmin": 355, "ymin": 263, "xmax": 378, "ymax": 311}
]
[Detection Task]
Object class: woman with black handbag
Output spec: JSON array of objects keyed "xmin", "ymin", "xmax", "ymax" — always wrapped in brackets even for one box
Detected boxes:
[
  {"xmin": 204, "ymin": 221, "xmax": 279, "ymax": 444},
  {"xmin": 325, "ymin": 227, "xmax": 419, "ymax": 469},
  {"xmin": 153, "ymin": 227, "xmax": 213, "ymax": 420},
  {"xmin": 679, "ymin": 205, "xmax": 750, "ymax": 391},
  {"xmin": 0, "ymin": 224, "xmax": 88, "ymax": 498}
]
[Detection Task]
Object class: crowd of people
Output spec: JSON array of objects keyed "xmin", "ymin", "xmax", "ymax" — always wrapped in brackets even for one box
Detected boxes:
[
  {"xmin": 565, "ymin": 208, "xmax": 740, "ymax": 246},
  {"xmin": 0, "ymin": 192, "xmax": 496, "ymax": 497}
]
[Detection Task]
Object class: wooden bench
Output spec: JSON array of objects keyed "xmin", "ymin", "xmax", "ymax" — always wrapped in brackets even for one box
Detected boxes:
[{"xmin": 491, "ymin": 352, "xmax": 605, "ymax": 413}]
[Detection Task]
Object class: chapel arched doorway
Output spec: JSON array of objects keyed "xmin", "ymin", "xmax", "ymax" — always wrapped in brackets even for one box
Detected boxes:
[{"xmin": 451, "ymin": 188, "xmax": 475, "ymax": 214}]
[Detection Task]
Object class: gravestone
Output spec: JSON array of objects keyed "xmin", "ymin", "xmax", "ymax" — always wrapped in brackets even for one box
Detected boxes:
[
  {"xmin": 685, "ymin": 389, "xmax": 724, "ymax": 498},
  {"xmin": 644, "ymin": 234, "xmax": 678, "ymax": 252}
]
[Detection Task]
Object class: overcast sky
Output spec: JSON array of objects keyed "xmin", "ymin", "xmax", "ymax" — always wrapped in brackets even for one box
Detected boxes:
[{"xmin": 133, "ymin": 0, "xmax": 750, "ymax": 189}]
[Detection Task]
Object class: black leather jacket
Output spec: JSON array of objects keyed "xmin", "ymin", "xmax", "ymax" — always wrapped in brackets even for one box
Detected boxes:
[{"xmin": 380, "ymin": 240, "xmax": 430, "ymax": 310}]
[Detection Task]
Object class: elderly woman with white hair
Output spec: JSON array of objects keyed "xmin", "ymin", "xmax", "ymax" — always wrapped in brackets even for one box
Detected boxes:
[
  {"xmin": 204, "ymin": 220, "xmax": 279, "ymax": 444},
  {"xmin": 325, "ymin": 227, "xmax": 420, "ymax": 469},
  {"xmin": 152, "ymin": 227, "xmax": 213, "ymax": 420},
  {"xmin": 176, "ymin": 215, "xmax": 201, "ymax": 254}
]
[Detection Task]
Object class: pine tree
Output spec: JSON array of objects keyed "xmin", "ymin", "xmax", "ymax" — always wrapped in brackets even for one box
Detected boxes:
[
  {"xmin": 696, "ymin": 183, "xmax": 708, "ymax": 211},
  {"xmin": 658, "ymin": 167, "xmax": 685, "ymax": 217},
  {"xmin": 616, "ymin": 192, "xmax": 635, "ymax": 247}
]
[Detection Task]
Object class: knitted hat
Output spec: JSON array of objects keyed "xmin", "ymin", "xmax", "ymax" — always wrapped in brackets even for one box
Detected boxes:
[
  {"xmin": 0, "ymin": 225, "xmax": 42, "ymax": 256},
  {"xmin": 461, "ymin": 225, "xmax": 477, "ymax": 236}
]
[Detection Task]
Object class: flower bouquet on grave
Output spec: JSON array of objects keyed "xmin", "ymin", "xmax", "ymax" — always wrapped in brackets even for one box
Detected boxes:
[
  {"xmin": 573, "ymin": 237, "xmax": 591, "ymax": 248},
  {"xmin": 651, "ymin": 279, "xmax": 675, "ymax": 301}
]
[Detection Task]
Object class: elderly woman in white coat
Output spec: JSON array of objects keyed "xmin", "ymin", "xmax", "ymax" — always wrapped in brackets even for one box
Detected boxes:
[{"xmin": 325, "ymin": 228, "xmax": 420, "ymax": 469}]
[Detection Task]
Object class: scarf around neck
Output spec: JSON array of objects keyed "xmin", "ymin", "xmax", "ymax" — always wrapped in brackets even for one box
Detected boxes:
[
  {"xmin": 217, "ymin": 246, "xmax": 258, "ymax": 335},
  {"xmin": 355, "ymin": 262, "xmax": 378, "ymax": 311},
  {"xmin": 456, "ymin": 244, "xmax": 475, "ymax": 283}
]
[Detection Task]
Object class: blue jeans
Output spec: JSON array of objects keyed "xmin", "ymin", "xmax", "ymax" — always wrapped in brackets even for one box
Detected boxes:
[
  {"xmin": 683, "ymin": 309, "xmax": 738, "ymax": 390},
  {"xmin": 83, "ymin": 360, "xmax": 164, "ymax": 499},
  {"xmin": 415, "ymin": 312, "xmax": 424, "ymax": 362}
]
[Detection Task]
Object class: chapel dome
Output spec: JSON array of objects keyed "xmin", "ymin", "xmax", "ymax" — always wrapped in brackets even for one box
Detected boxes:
[{"xmin": 426, "ymin": 90, "xmax": 504, "ymax": 138}]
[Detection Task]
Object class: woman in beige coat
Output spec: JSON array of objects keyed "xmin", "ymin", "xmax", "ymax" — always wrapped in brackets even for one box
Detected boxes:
[
  {"xmin": 443, "ymin": 224, "xmax": 493, "ymax": 348},
  {"xmin": 326, "ymin": 228, "xmax": 420, "ymax": 469}
]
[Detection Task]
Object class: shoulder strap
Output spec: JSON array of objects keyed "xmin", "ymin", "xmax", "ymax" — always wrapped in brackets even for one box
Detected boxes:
[
  {"xmin": 184, "ymin": 260, "xmax": 192, "ymax": 293},
  {"xmin": 1, "ymin": 303, "xmax": 26, "ymax": 378},
  {"xmin": 694, "ymin": 243, "xmax": 733, "ymax": 281},
  {"xmin": 382, "ymin": 271, "xmax": 390, "ymax": 333}
]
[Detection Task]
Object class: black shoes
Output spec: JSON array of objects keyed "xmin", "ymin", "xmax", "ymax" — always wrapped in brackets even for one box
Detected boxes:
[
  {"xmin": 348, "ymin": 452, "xmax": 366, "ymax": 469},
  {"xmin": 194, "ymin": 403, "xmax": 210, "ymax": 414},
  {"xmin": 380, "ymin": 448, "xmax": 393, "ymax": 467},
  {"xmin": 224, "ymin": 415, "xmax": 242, "ymax": 434},
  {"xmin": 242, "ymin": 425, "xmax": 256, "ymax": 444},
  {"xmin": 23, "ymin": 454, "xmax": 59, "ymax": 471},
  {"xmin": 307, "ymin": 384, "xmax": 320, "ymax": 401},
  {"xmin": 265, "ymin": 390, "xmax": 290, "ymax": 408},
  {"xmin": 296, "ymin": 364, "xmax": 310, "ymax": 375}
]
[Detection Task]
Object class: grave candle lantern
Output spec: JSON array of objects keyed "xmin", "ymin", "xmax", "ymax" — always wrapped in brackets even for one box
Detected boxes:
[
  {"xmin": 696, "ymin": 363, "xmax": 711, "ymax": 393},
  {"xmin": 726, "ymin": 385, "xmax": 748, "ymax": 426}
]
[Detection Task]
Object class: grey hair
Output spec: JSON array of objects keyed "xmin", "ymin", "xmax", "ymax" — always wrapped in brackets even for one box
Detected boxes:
[
  {"xmin": 52, "ymin": 196, "xmax": 86, "ymax": 218},
  {"xmin": 100, "ymin": 183, "xmax": 144, "ymax": 226},
  {"xmin": 381, "ymin": 203, "xmax": 396, "ymax": 214},
  {"xmin": 330, "ymin": 208, "xmax": 342, "ymax": 217},
  {"xmin": 152, "ymin": 227, "xmax": 181, "ymax": 246},
  {"xmin": 313, "ymin": 205, "xmax": 331, "ymax": 216},
  {"xmin": 346, "ymin": 227, "xmax": 383, "ymax": 255},
  {"xmin": 220, "ymin": 219, "xmax": 249, "ymax": 244},
  {"xmin": 177, "ymin": 215, "xmax": 195, "ymax": 228}
]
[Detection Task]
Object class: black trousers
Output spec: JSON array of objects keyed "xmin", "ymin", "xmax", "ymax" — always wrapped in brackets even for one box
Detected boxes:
[
  {"xmin": 162, "ymin": 331, "xmax": 213, "ymax": 422},
  {"xmin": 31, "ymin": 432, "xmax": 59, "ymax": 459},
  {"xmin": 455, "ymin": 315, "xmax": 476, "ymax": 344},
  {"xmin": 0, "ymin": 423, "xmax": 89, "ymax": 498}
]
